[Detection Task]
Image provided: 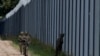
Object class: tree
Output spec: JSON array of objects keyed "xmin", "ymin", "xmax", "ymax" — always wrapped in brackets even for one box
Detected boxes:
[{"xmin": 0, "ymin": 0, "xmax": 19, "ymax": 18}]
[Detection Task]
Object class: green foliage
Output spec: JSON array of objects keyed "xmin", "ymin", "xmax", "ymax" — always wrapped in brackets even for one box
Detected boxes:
[
  {"xmin": 0, "ymin": 0, "xmax": 19, "ymax": 18},
  {"xmin": 2, "ymin": 0, "xmax": 12, "ymax": 10}
]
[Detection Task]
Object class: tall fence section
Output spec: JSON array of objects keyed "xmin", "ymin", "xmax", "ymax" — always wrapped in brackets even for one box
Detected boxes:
[{"xmin": 1, "ymin": 0, "xmax": 100, "ymax": 56}]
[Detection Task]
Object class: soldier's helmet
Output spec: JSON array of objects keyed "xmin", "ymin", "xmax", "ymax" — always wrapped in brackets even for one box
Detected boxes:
[
  {"xmin": 20, "ymin": 31, "xmax": 24, "ymax": 35},
  {"xmin": 59, "ymin": 33, "xmax": 64, "ymax": 37}
]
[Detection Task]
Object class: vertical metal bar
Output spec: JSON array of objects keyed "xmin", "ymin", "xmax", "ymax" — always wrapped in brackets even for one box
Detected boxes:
[
  {"xmin": 56, "ymin": 0, "xmax": 57, "ymax": 44},
  {"xmin": 54, "ymin": 0, "xmax": 56, "ymax": 48},
  {"xmin": 93, "ymin": 0, "xmax": 95, "ymax": 56},
  {"xmin": 19, "ymin": 9, "xmax": 21, "ymax": 32},
  {"xmin": 75, "ymin": 0, "xmax": 77, "ymax": 56},
  {"xmin": 99, "ymin": 0, "xmax": 100, "ymax": 54},
  {"xmin": 50, "ymin": 0, "xmax": 53, "ymax": 44},
  {"xmin": 49, "ymin": 0, "xmax": 50, "ymax": 44},
  {"xmin": 59, "ymin": 0, "xmax": 60, "ymax": 34},
  {"xmin": 99, "ymin": 2, "xmax": 100, "ymax": 55},
  {"xmin": 64, "ymin": 0, "xmax": 67, "ymax": 53},
  {"xmin": 23, "ymin": 7, "xmax": 26, "ymax": 32},
  {"xmin": 50, "ymin": 0, "xmax": 51, "ymax": 44},
  {"xmin": 68, "ymin": 0, "xmax": 70, "ymax": 55},
  {"xmin": 39, "ymin": 0, "xmax": 41, "ymax": 39},
  {"xmin": 38, "ymin": 0, "xmax": 40, "ymax": 39},
  {"xmin": 36, "ymin": 0, "xmax": 38, "ymax": 37},
  {"xmin": 56, "ymin": 0, "xmax": 59, "ymax": 45},
  {"xmin": 61, "ymin": 0, "xmax": 63, "ymax": 33},
  {"xmin": 83, "ymin": 0, "xmax": 85, "ymax": 56},
  {"xmin": 47, "ymin": 1, "xmax": 49, "ymax": 44},
  {"xmin": 43, "ymin": 0, "xmax": 44, "ymax": 42},
  {"xmin": 44, "ymin": 0, "xmax": 46, "ymax": 42},
  {"xmin": 51, "ymin": 0, "xmax": 52, "ymax": 45},
  {"xmin": 62, "ymin": 0, "xmax": 65, "ymax": 51},
  {"xmin": 53, "ymin": 0, "xmax": 54, "ymax": 45},
  {"xmin": 53, "ymin": 0, "xmax": 55, "ymax": 47},
  {"xmin": 79, "ymin": 0, "xmax": 81, "ymax": 56},
  {"xmin": 19, "ymin": 9, "xmax": 22, "ymax": 32},
  {"xmin": 42, "ymin": 0, "xmax": 44, "ymax": 41},
  {"xmin": 34, "ymin": 0, "xmax": 36, "ymax": 36},
  {"xmin": 53, "ymin": 1, "xmax": 54, "ymax": 45},
  {"xmin": 44, "ymin": 0, "xmax": 46, "ymax": 43},
  {"xmin": 41, "ymin": 0, "xmax": 43, "ymax": 40},
  {"xmin": 27, "ymin": 6, "xmax": 29, "ymax": 32},
  {"xmin": 22, "ymin": 7, "xmax": 24, "ymax": 32},
  {"xmin": 40, "ymin": 0, "xmax": 42, "ymax": 41},
  {"xmin": 71, "ymin": 0, "xmax": 73, "ymax": 55},
  {"xmin": 46, "ymin": 0, "xmax": 48, "ymax": 44},
  {"xmin": 88, "ymin": 0, "xmax": 90, "ymax": 56},
  {"xmin": 20, "ymin": 8, "xmax": 23, "ymax": 31}
]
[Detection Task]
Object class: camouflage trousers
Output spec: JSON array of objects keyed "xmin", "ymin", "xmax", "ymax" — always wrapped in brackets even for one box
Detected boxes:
[{"xmin": 19, "ymin": 43, "xmax": 28, "ymax": 56}]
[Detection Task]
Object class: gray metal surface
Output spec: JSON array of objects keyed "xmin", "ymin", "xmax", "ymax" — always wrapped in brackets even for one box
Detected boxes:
[{"xmin": 2, "ymin": 0, "xmax": 100, "ymax": 56}]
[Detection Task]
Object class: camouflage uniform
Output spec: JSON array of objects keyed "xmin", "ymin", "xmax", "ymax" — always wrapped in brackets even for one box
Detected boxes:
[
  {"xmin": 18, "ymin": 32, "xmax": 31, "ymax": 56},
  {"xmin": 18, "ymin": 32, "xmax": 25, "ymax": 54},
  {"xmin": 23, "ymin": 32, "xmax": 31, "ymax": 56},
  {"xmin": 55, "ymin": 34, "xmax": 64, "ymax": 56}
]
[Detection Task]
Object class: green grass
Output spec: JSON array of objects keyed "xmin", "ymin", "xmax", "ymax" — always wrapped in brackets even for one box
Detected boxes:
[{"xmin": 1, "ymin": 36, "xmax": 66, "ymax": 56}]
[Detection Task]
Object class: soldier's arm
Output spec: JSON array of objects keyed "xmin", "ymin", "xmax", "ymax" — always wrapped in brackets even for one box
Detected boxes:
[
  {"xmin": 56, "ymin": 38, "xmax": 61, "ymax": 48},
  {"xmin": 18, "ymin": 35, "xmax": 22, "ymax": 42}
]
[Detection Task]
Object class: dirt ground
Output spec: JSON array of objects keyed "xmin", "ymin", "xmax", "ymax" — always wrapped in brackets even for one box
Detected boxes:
[{"xmin": 0, "ymin": 40, "xmax": 24, "ymax": 56}]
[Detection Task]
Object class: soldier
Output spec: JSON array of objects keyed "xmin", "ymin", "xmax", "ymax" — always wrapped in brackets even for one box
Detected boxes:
[
  {"xmin": 18, "ymin": 32, "xmax": 31, "ymax": 56},
  {"xmin": 23, "ymin": 32, "xmax": 31, "ymax": 56},
  {"xmin": 18, "ymin": 31, "xmax": 24, "ymax": 54},
  {"xmin": 55, "ymin": 33, "xmax": 65, "ymax": 56}
]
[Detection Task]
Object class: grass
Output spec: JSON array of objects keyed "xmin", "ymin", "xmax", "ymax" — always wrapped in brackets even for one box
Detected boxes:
[{"xmin": 1, "ymin": 35, "xmax": 66, "ymax": 56}]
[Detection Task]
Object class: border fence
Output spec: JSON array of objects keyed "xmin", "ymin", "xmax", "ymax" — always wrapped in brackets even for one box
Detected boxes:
[{"xmin": 0, "ymin": 0, "xmax": 100, "ymax": 56}]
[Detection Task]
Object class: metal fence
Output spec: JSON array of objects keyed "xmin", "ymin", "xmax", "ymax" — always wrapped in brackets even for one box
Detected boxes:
[{"xmin": 1, "ymin": 0, "xmax": 100, "ymax": 56}]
